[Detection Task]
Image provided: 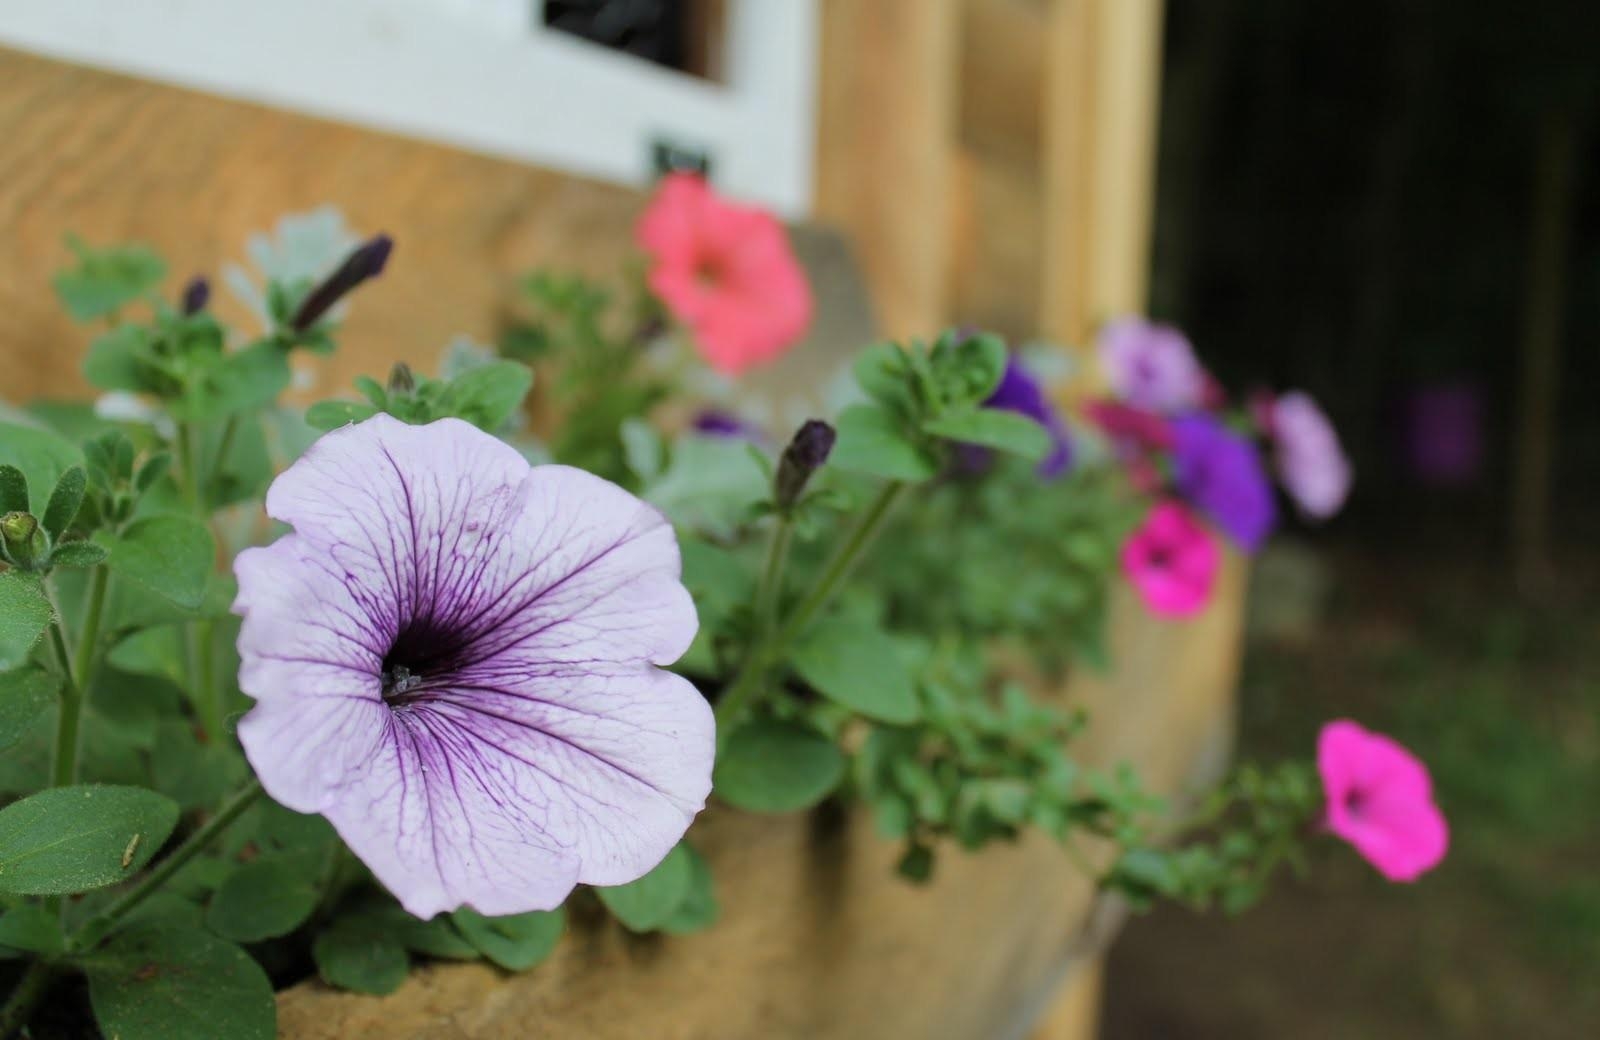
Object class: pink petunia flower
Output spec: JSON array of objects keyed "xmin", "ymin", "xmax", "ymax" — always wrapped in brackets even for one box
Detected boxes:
[
  {"xmin": 636, "ymin": 173, "xmax": 813, "ymax": 375},
  {"xmin": 233, "ymin": 414, "xmax": 714, "ymax": 918},
  {"xmin": 1318, "ymin": 720, "xmax": 1448, "ymax": 882},
  {"xmin": 1120, "ymin": 501, "xmax": 1221, "ymax": 618},
  {"xmin": 1097, "ymin": 318, "xmax": 1208, "ymax": 414},
  {"xmin": 1267, "ymin": 391, "xmax": 1352, "ymax": 520}
]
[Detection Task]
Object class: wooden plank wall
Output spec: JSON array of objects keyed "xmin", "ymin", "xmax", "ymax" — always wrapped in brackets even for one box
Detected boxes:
[
  {"xmin": 0, "ymin": 45, "xmax": 644, "ymax": 406},
  {"xmin": 817, "ymin": 0, "xmax": 1167, "ymax": 353}
]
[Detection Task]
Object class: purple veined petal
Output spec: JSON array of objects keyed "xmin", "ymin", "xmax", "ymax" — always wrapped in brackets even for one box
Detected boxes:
[{"xmin": 234, "ymin": 415, "xmax": 713, "ymax": 918}]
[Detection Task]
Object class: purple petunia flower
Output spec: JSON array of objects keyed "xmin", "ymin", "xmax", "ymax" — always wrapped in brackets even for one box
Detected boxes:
[
  {"xmin": 973, "ymin": 357, "xmax": 1073, "ymax": 478},
  {"xmin": 1268, "ymin": 391, "xmax": 1352, "ymax": 520},
  {"xmin": 233, "ymin": 414, "xmax": 713, "ymax": 918},
  {"xmin": 1170, "ymin": 413, "xmax": 1277, "ymax": 552},
  {"xmin": 1097, "ymin": 318, "xmax": 1207, "ymax": 415}
]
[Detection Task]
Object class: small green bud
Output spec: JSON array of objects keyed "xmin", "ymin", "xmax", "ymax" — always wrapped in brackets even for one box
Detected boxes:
[
  {"xmin": 387, "ymin": 362, "xmax": 417, "ymax": 398},
  {"xmin": 0, "ymin": 511, "xmax": 48, "ymax": 570}
]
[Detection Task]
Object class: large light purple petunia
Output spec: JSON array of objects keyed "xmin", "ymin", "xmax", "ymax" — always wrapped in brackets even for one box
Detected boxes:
[{"xmin": 232, "ymin": 414, "xmax": 713, "ymax": 918}]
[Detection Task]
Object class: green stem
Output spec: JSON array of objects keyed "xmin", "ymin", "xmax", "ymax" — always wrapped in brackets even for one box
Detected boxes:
[
  {"xmin": 72, "ymin": 779, "xmax": 263, "ymax": 952},
  {"xmin": 0, "ymin": 962, "xmax": 59, "ymax": 1040},
  {"xmin": 714, "ymin": 481, "xmax": 907, "ymax": 742},
  {"xmin": 752, "ymin": 516, "xmax": 794, "ymax": 642},
  {"xmin": 49, "ymin": 566, "xmax": 108, "ymax": 789},
  {"xmin": 207, "ymin": 416, "xmax": 238, "ymax": 490}
]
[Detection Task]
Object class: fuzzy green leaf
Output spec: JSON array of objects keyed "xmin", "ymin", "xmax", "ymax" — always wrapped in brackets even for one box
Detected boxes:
[
  {"xmin": 922, "ymin": 408, "xmax": 1051, "ymax": 461},
  {"xmin": 452, "ymin": 906, "xmax": 565, "ymax": 970},
  {"xmin": 86, "ymin": 923, "xmax": 274, "ymax": 1040},
  {"xmin": 0, "ymin": 422, "xmax": 81, "ymax": 513},
  {"xmin": 0, "ymin": 784, "xmax": 178, "ymax": 895},
  {"xmin": 0, "ymin": 465, "xmax": 28, "ymax": 515},
  {"xmin": 791, "ymin": 616, "xmax": 921, "ymax": 724},
  {"xmin": 659, "ymin": 844, "xmax": 719, "ymax": 935},
  {"xmin": 438, "ymin": 360, "xmax": 535, "ymax": 431},
  {"xmin": 0, "ymin": 572, "xmax": 53, "ymax": 672},
  {"xmin": 830, "ymin": 405, "xmax": 938, "ymax": 482},
  {"xmin": 206, "ymin": 854, "xmax": 321, "ymax": 942},
  {"xmin": 97, "ymin": 515, "xmax": 215, "ymax": 609},
  {"xmin": 0, "ymin": 666, "xmax": 57, "ymax": 753},
  {"xmin": 594, "ymin": 842, "xmax": 692, "ymax": 933},
  {"xmin": 713, "ymin": 719, "xmax": 846, "ymax": 813},
  {"xmin": 53, "ymin": 239, "xmax": 167, "ymax": 322},
  {"xmin": 49, "ymin": 540, "xmax": 109, "ymax": 569},
  {"xmin": 313, "ymin": 920, "xmax": 410, "ymax": 995},
  {"xmin": 0, "ymin": 901, "xmax": 65, "ymax": 956},
  {"xmin": 305, "ymin": 400, "xmax": 379, "ymax": 432},
  {"xmin": 41, "ymin": 466, "xmax": 87, "ymax": 539}
]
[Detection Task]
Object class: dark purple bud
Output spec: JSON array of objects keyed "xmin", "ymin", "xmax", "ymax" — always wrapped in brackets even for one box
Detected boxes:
[
  {"xmin": 775, "ymin": 419, "xmax": 836, "ymax": 512},
  {"xmin": 387, "ymin": 362, "xmax": 416, "ymax": 397},
  {"xmin": 181, "ymin": 276, "xmax": 211, "ymax": 316},
  {"xmin": 291, "ymin": 233, "xmax": 394, "ymax": 333}
]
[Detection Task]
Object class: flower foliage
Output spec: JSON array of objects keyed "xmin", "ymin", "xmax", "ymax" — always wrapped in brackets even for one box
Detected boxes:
[{"xmin": 0, "ymin": 209, "xmax": 1442, "ymax": 1040}]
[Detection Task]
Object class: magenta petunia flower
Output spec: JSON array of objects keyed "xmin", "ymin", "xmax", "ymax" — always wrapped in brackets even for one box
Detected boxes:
[
  {"xmin": 637, "ymin": 173, "xmax": 813, "ymax": 376},
  {"xmin": 1097, "ymin": 317, "xmax": 1207, "ymax": 414},
  {"xmin": 1318, "ymin": 720, "xmax": 1448, "ymax": 882},
  {"xmin": 233, "ymin": 414, "xmax": 713, "ymax": 918},
  {"xmin": 1268, "ymin": 391, "xmax": 1352, "ymax": 520},
  {"xmin": 1120, "ymin": 501, "xmax": 1220, "ymax": 618}
]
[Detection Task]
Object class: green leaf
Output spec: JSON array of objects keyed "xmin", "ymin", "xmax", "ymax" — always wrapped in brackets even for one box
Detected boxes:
[
  {"xmin": 0, "ymin": 465, "xmax": 28, "ymax": 514},
  {"xmin": 83, "ymin": 325, "xmax": 156, "ymax": 393},
  {"xmin": 0, "ymin": 572, "xmax": 53, "ymax": 672},
  {"xmin": 206, "ymin": 853, "xmax": 321, "ymax": 942},
  {"xmin": 595, "ymin": 843, "xmax": 693, "ymax": 933},
  {"xmin": 305, "ymin": 399, "xmax": 379, "ymax": 431},
  {"xmin": 439, "ymin": 360, "xmax": 535, "ymax": 430},
  {"xmin": 387, "ymin": 912, "xmax": 480, "ymax": 960},
  {"xmin": 41, "ymin": 466, "xmax": 86, "ymax": 539},
  {"xmin": 0, "ymin": 422, "xmax": 82, "ymax": 513},
  {"xmin": 313, "ymin": 920, "xmax": 410, "ymax": 995},
  {"xmin": 97, "ymin": 515, "xmax": 214, "ymax": 609},
  {"xmin": 713, "ymin": 719, "xmax": 846, "ymax": 813},
  {"xmin": 643, "ymin": 435, "xmax": 769, "ymax": 537},
  {"xmin": 175, "ymin": 340, "xmax": 291, "ymax": 423},
  {"xmin": 619, "ymin": 418, "xmax": 665, "ymax": 483},
  {"xmin": 659, "ymin": 844, "xmax": 719, "ymax": 935},
  {"xmin": 923, "ymin": 409, "xmax": 1051, "ymax": 461},
  {"xmin": 0, "ymin": 666, "xmax": 57, "ymax": 753},
  {"xmin": 830, "ymin": 405, "xmax": 938, "ymax": 482},
  {"xmin": 49, "ymin": 540, "xmax": 109, "ymax": 569},
  {"xmin": 452, "ymin": 906, "xmax": 565, "ymax": 970},
  {"xmin": 852, "ymin": 342, "xmax": 912, "ymax": 407},
  {"xmin": 86, "ymin": 923, "xmax": 275, "ymax": 1040},
  {"xmin": 790, "ymin": 616, "xmax": 921, "ymax": 724},
  {"xmin": 149, "ymin": 721, "xmax": 246, "ymax": 809},
  {"xmin": 53, "ymin": 238, "xmax": 167, "ymax": 322},
  {"xmin": 0, "ymin": 901, "xmax": 65, "ymax": 957},
  {"xmin": 0, "ymin": 785, "xmax": 177, "ymax": 895}
]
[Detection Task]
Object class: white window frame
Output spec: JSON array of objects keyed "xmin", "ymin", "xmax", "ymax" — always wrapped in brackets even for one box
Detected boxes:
[{"xmin": 0, "ymin": 0, "xmax": 818, "ymax": 217}]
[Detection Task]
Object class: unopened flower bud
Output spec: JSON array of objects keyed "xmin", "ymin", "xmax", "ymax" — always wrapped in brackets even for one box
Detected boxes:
[
  {"xmin": 181, "ymin": 275, "xmax": 211, "ymax": 316},
  {"xmin": 0, "ymin": 511, "xmax": 47, "ymax": 570},
  {"xmin": 291, "ymin": 233, "xmax": 394, "ymax": 333},
  {"xmin": 775, "ymin": 420, "xmax": 836, "ymax": 513},
  {"xmin": 387, "ymin": 362, "xmax": 417, "ymax": 398}
]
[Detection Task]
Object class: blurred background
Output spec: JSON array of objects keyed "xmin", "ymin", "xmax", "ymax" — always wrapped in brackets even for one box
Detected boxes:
[{"xmin": 1, "ymin": 1, "xmax": 1597, "ymax": 1037}]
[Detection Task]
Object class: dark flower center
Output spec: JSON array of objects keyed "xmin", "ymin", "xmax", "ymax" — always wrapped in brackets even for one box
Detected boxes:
[
  {"xmin": 381, "ymin": 617, "xmax": 471, "ymax": 709},
  {"xmin": 1343, "ymin": 788, "xmax": 1367, "ymax": 816}
]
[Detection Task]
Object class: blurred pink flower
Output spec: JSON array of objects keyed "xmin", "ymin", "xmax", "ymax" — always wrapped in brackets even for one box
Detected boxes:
[
  {"xmin": 1097, "ymin": 318, "xmax": 1207, "ymax": 414},
  {"xmin": 1120, "ymin": 501, "xmax": 1220, "ymax": 618},
  {"xmin": 1269, "ymin": 391, "xmax": 1352, "ymax": 520},
  {"xmin": 637, "ymin": 173, "xmax": 813, "ymax": 375},
  {"xmin": 1318, "ymin": 720, "xmax": 1448, "ymax": 883}
]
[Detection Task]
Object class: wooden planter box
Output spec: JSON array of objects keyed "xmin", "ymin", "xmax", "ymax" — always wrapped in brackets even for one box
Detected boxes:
[{"xmin": 277, "ymin": 558, "xmax": 1247, "ymax": 1040}]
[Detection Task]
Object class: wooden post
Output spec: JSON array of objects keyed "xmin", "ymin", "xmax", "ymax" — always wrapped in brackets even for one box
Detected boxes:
[
  {"xmin": 814, "ymin": 0, "xmax": 960, "ymax": 339},
  {"xmin": 1040, "ymin": 0, "xmax": 1166, "ymax": 352}
]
